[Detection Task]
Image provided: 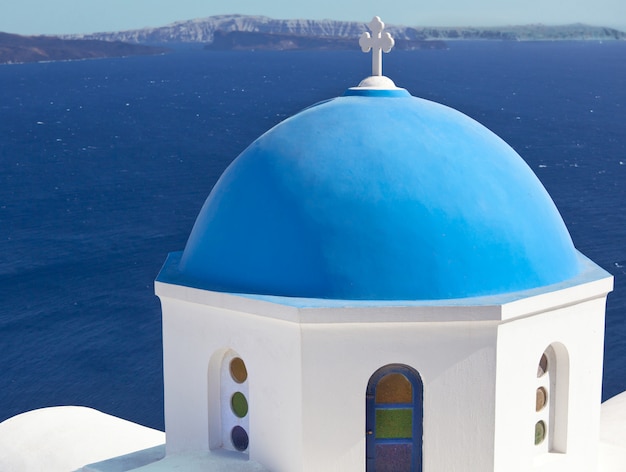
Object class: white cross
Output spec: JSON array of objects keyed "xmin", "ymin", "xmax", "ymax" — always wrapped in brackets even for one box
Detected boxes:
[{"xmin": 359, "ymin": 16, "xmax": 395, "ymax": 77}]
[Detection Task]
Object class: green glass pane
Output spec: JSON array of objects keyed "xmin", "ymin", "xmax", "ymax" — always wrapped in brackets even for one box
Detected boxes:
[
  {"xmin": 535, "ymin": 421, "xmax": 546, "ymax": 445},
  {"xmin": 376, "ymin": 373, "xmax": 412, "ymax": 404},
  {"xmin": 376, "ymin": 408, "xmax": 412, "ymax": 439},
  {"xmin": 231, "ymin": 392, "xmax": 248, "ymax": 418}
]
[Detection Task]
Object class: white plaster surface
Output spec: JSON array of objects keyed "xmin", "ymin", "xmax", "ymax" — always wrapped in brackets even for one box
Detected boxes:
[
  {"xmin": 160, "ymin": 297, "xmax": 304, "ymax": 470},
  {"xmin": 1, "ymin": 399, "xmax": 626, "ymax": 471},
  {"xmin": 599, "ymin": 391, "xmax": 626, "ymax": 471},
  {"xmin": 599, "ymin": 443, "xmax": 626, "ymax": 472},
  {"xmin": 600, "ymin": 390, "xmax": 626, "ymax": 447},
  {"xmin": 494, "ymin": 297, "xmax": 606, "ymax": 472},
  {"xmin": 354, "ymin": 75, "xmax": 399, "ymax": 89},
  {"xmin": 82, "ymin": 445, "xmax": 165, "ymax": 471},
  {"xmin": 129, "ymin": 450, "xmax": 269, "ymax": 471},
  {"xmin": 0, "ymin": 406, "xmax": 164, "ymax": 472}
]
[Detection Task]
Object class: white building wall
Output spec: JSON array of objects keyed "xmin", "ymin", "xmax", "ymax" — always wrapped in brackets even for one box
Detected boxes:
[
  {"xmin": 161, "ymin": 298, "xmax": 211, "ymax": 453},
  {"xmin": 494, "ymin": 296, "xmax": 608, "ymax": 472},
  {"xmin": 157, "ymin": 264, "xmax": 611, "ymax": 472},
  {"xmin": 160, "ymin": 295, "xmax": 305, "ymax": 472},
  {"xmin": 299, "ymin": 320, "xmax": 499, "ymax": 472}
]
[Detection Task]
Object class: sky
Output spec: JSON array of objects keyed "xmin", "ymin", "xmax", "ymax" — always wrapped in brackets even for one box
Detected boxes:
[{"xmin": 1, "ymin": 0, "xmax": 625, "ymax": 36}]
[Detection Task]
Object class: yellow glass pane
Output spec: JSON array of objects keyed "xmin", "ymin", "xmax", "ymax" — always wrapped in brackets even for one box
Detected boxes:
[
  {"xmin": 230, "ymin": 357, "xmax": 248, "ymax": 383},
  {"xmin": 376, "ymin": 409, "xmax": 413, "ymax": 439},
  {"xmin": 376, "ymin": 373, "xmax": 412, "ymax": 404}
]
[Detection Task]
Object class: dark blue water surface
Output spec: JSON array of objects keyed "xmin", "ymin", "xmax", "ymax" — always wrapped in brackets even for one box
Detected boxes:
[{"xmin": 1, "ymin": 42, "xmax": 625, "ymax": 430}]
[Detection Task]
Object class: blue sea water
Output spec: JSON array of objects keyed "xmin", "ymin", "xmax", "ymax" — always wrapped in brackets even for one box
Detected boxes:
[{"xmin": 0, "ymin": 42, "xmax": 625, "ymax": 431}]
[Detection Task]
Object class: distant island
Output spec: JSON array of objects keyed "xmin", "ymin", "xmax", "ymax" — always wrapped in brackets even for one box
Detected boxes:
[
  {"xmin": 205, "ymin": 30, "xmax": 446, "ymax": 51},
  {"xmin": 2, "ymin": 15, "xmax": 624, "ymax": 64},
  {"xmin": 0, "ymin": 32, "xmax": 166, "ymax": 65},
  {"xmin": 62, "ymin": 14, "xmax": 626, "ymax": 49}
]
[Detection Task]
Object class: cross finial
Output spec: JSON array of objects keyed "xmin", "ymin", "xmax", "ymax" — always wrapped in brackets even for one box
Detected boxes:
[{"xmin": 359, "ymin": 16, "xmax": 394, "ymax": 77}]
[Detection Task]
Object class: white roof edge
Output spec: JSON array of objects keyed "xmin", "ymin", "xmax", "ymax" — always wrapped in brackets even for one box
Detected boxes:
[
  {"xmin": 155, "ymin": 280, "xmax": 301, "ymax": 322},
  {"xmin": 155, "ymin": 252, "xmax": 612, "ymax": 324},
  {"xmin": 599, "ymin": 391, "xmax": 626, "ymax": 471},
  {"xmin": 0, "ymin": 406, "xmax": 164, "ymax": 472},
  {"xmin": 500, "ymin": 272, "xmax": 613, "ymax": 321}
]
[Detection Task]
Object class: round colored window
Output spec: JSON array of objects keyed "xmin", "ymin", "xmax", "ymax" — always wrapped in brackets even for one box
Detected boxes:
[
  {"xmin": 535, "ymin": 420, "xmax": 546, "ymax": 445},
  {"xmin": 231, "ymin": 425, "xmax": 249, "ymax": 451},
  {"xmin": 231, "ymin": 392, "xmax": 249, "ymax": 418},
  {"xmin": 536, "ymin": 387, "xmax": 548, "ymax": 412},
  {"xmin": 230, "ymin": 357, "xmax": 248, "ymax": 383}
]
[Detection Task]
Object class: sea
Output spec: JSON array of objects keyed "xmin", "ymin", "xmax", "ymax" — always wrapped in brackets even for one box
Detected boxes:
[{"xmin": 0, "ymin": 42, "xmax": 625, "ymax": 431}]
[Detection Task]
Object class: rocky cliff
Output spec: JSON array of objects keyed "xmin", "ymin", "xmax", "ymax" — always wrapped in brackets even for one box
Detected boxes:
[
  {"xmin": 0, "ymin": 32, "xmax": 166, "ymax": 64},
  {"xmin": 205, "ymin": 30, "xmax": 446, "ymax": 51},
  {"xmin": 63, "ymin": 15, "xmax": 626, "ymax": 44}
]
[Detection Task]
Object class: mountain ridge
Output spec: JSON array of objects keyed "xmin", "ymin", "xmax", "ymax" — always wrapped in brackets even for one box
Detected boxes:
[
  {"xmin": 0, "ymin": 32, "xmax": 166, "ymax": 65},
  {"xmin": 61, "ymin": 14, "xmax": 626, "ymax": 44},
  {"xmin": 2, "ymin": 15, "xmax": 623, "ymax": 64},
  {"xmin": 205, "ymin": 30, "xmax": 446, "ymax": 51}
]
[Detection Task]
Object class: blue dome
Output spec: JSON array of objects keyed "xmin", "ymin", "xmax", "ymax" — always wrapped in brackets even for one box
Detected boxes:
[{"xmin": 177, "ymin": 87, "xmax": 581, "ymax": 300}]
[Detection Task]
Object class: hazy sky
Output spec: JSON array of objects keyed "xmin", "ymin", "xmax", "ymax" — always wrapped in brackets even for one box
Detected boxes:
[{"xmin": 2, "ymin": 0, "xmax": 625, "ymax": 36}]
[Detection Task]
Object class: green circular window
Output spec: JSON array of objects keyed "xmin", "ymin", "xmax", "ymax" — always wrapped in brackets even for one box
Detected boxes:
[
  {"xmin": 535, "ymin": 420, "xmax": 546, "ymax": 445},
  {"xmin": 231, "ymin": 392, "xmax": 249, "ymax": 418},
  {"xmin": 230, "ymin": 357, "xmax": 248, "ymax": 383}
]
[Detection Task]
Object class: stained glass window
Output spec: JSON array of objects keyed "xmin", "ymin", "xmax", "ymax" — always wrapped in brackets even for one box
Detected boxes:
[
  {"xmin": 535, "ymin": 352, "xmax": 550, "ymax": 448},
  {"xmin": 220, "ymin": 352, "xmax": 249, "ymax": 454},
  {"xmin": 535, "ymin": 421, "xmax": 546, "ymax": 445},
  {"xmin": 231, "ymin": 425, "xmax": 249, "ymax": 451},
  {"xmin": 375, "ymin": 444, "xmax": 413, "ymax": 472},
  {"xmin": 230, "ymin": 357, "xmax": 248, "ymax": 383},
  {"xmin": 366, "ymin": 365, "xmax": 422, "ymax": 472},
  {"xmin": 231, "ymin": 392, "xmax": 249, "ymax": 418},
  {"xmin": 376, "ymin": 373, "xmax": 412, "ymax": 404},
  {"xmin": 376, "ymin": 409, "xmax": 413, "ymax": 439},
  {"xmin": 536, "ymin": 387, "xmax": 547, "ymax": 412}
]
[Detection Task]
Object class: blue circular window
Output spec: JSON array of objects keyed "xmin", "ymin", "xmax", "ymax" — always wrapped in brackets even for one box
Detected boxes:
[{"xmin": 231, "ymin": 425, "xmax": 249, "ymax": 451}]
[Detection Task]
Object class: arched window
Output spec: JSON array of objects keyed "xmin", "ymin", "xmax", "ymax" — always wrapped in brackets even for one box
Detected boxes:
[
  {"xmin": 220, "ymin": 350, "xmax": 250, "ymax": 454},
  {"xmin": 534, "ymin": 344, "xmax": 569, "ymax": 453},
  {"xmin": 366, "ymin": 364, "xmax": 423, "ymax": 472}
]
